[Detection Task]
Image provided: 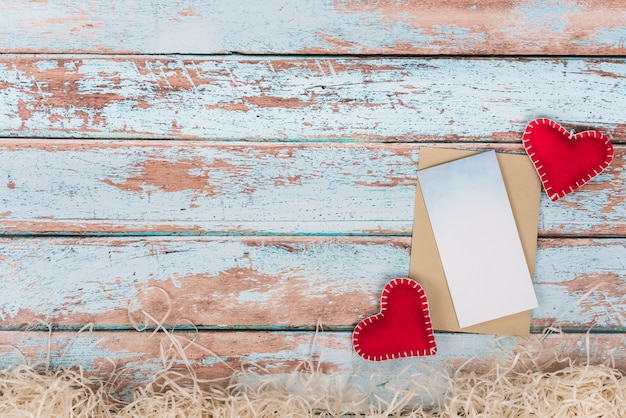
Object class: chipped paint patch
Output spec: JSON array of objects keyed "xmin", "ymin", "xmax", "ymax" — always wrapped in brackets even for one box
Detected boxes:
[
  {"xmin": 594, "ymin": 27, "xmax": 626, "ymax": 49},
  {"xmin": 515, "ymin": 3, "xmax": 582, "ymax": 34},
  {"xmin": 102, "ymin": 156, "xmax": 220, "ymax": 196}
]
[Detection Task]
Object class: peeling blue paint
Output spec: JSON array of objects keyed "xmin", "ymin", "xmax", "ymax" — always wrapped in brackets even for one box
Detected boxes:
[
  {"xmin": 0, "ymin": 237, "xmax": 623, "ymax": 329},
  {"xmin": 594, "ymin": 27, "xmax": 626, "ymax": 49},
  {"xmin": 35, "ymin": 60, "xmax": 59, "ymax": 72},
  {"xmin": 516, "ymin": 3, "xmax": 583, "ymax": 34},
  {"xmin": 237, "ymin": 289, "xmax": 271, "ymax": 304},
  {"xmin": 3, "ymin": 58, "xmax": 626, "ymax": 141},
  {"xmin": 0, "ymin": 141, "xmax": 621, "ymax": 235},
  {"xmin": 1, "ymin": 0, "xmax": 624, "ymax": 54},
  {"xmin": 433, "ymin": 25, "xmax": 470, "ymax": 42},
  {"xmin": 0, "ymin": 237, "xmax": 410, "ymax": 321}
]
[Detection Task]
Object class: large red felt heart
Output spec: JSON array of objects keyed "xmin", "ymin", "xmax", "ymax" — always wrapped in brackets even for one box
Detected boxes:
[
  {"xmin": 522, "ymin": 118, "xmax": 613, "ymax": 201},
  {"xmin": 353, "ymin": 278, "xmax": 436, "ymax": 361}
]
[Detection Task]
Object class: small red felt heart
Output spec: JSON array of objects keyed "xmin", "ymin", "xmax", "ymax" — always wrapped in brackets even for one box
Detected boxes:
[
  {"xmin": 353, "ymin": 278, "xmax": 436, "ymax": 361},
  {"xmin": 522, "ymin": 118, "xmax": 613, "ymax": 201}
]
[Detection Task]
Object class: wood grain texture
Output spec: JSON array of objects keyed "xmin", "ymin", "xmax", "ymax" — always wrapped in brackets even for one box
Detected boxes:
[
  {"xmin": 1, "ymin": 0, "xmax": 625, "ymax": 400},
  {"xmin": 0, "ymin": 237, "xmax": 623, "ymax": 331},
  {"xmin": 1, "ymin": 0, "xmax": 626, "ymax": 55},
  {"xmin": 0, "ymin": 141, "xmax": 622, "ymax": 236},
  {"xmin": 1, "ymin": 57, "xmax": 625, "ymax": 141},
  {"xmin": 1, "ymin": 330, "xmax": 624, "ymax": 402}
]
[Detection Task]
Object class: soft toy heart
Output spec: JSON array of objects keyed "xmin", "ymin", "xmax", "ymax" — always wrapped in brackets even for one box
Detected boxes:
[
  {"xmin": 353, "ymin": 278, "xmax": 436, "ymax": 361},
  {"xmin": 522, "ymin": 118, "xmax": 613, "ymax": 201}
]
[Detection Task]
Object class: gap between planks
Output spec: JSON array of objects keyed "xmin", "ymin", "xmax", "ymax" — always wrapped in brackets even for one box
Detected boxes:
[{"xmin": 1, "ymin": 324, "xmax": 624, "ymax": 334}]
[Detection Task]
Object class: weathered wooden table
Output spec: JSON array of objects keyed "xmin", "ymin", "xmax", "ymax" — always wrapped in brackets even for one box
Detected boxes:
[{"xmin": 0, "ymin": 0, "xmax": 624, "ymax": 400}]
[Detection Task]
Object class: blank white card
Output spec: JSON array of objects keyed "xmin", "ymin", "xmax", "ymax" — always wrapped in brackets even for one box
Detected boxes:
[{"xmin": 417, "ymin": 151, "xmax": 538, "ymax": 328}]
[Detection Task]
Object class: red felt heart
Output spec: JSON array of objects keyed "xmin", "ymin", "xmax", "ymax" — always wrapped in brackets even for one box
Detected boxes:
[
  {"xmin": 353, "ymin": 278, "xmax": 436, "ymax": 361},
  {"xmin": 522, "ymin": 118, "xmax": 613, "ymax": 201}
]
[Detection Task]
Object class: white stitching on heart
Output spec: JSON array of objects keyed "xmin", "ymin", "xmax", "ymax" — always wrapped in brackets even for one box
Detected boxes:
[
  {"xmin": 352, "ymin": 278, "xmax": 437, "ymax": 361},
  {"xmin": 522, "ymin": 118, "xmax": 614, "ymax": 202}
]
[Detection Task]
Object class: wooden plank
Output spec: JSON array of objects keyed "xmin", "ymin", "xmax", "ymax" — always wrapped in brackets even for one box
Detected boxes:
[
  {"xmin": 1, "ymin": 1, "xmax": 625, "ymax": 55},
  {"xmin": 0, "ymin": 237, "xmax": 623, "ymax": 331},
  {"xmin": 1, "ymin": 57, "xmax": 625, "ymax": 141},
  {"xmin": 0, "ymin": 141, "xmax": 622, "ymax": 236},
  {"xmin": 0, "ymin": 330, "xmax": 623, "ymax": 402}
]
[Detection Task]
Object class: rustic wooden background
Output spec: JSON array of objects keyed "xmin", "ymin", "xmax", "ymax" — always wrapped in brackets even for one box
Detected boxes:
[{"xmin": 0, "ymin": 0, "xmax": 624, "ymax": 401}]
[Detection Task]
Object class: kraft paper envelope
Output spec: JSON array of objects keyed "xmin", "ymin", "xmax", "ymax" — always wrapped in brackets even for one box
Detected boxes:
[{"xmin": 409, "ymin": 148, "xmax": 542, "ymax": 336}]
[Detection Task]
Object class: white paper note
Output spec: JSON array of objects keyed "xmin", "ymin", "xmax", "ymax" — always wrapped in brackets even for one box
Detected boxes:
[{"xmin": 416, "ymin": 150, "xmax": 538, "ymax": 328}]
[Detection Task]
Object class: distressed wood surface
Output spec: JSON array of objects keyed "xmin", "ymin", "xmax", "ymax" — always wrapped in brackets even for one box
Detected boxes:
[
  {"xmin": 1, "ymin": 0, "xmax": 625, "ymax": 402},
  {"xmin": 0, "ymin": 237, "xmax": 624, "ymax": 332},
  {"xmin": 1, "ymin": 330, "xmax": 625, "ymax": 402},
  {"xmin": 1, "ymin": 57, "xmax": 625, "ymax": 141},
  {"xmin": 1, "ymin": 0, "xmax": 626, "ymax": 55},
  {"xmin": 0, "ymin": 141, "xmax": 622, "ymax": 236}
]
